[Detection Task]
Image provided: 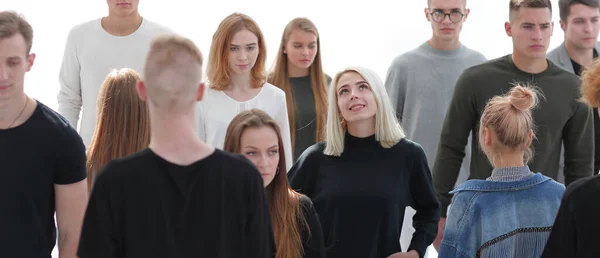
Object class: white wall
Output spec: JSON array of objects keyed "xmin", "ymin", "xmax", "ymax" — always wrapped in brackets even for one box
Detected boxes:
[{"xmin": 5, "ymin": 0, "xmax": 565, "ymax": 112}]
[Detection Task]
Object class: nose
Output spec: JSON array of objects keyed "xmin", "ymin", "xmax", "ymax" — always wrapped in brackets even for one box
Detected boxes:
[
  {"xmin": 257, "ymin": 154, "xmax": 269, "ymax": 168},
  {"xmin": 584, "ymin": 22, "xmax": 592, "ymax": 33},
  {"xmin": 532, "ymin": 27, "xmax": 543, "ymax": 41},
  {"xmin": 237, "ymin": 50, "xmax": 248, "ymax": 61},
  {"xmin": 302, "ymin": 47, "xmax": 309, "ymax": 56},
  {"xmin": 0, "ymin": 65, "xmax": 7, "ymax": 81}
]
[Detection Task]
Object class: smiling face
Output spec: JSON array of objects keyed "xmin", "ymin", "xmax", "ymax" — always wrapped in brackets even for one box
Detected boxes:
[
  {"xmin": 228, "ymin": 29, "xmax": 259, "ymax": 75},
  {"xmin": 336, "ymin": 71, "xmax": 377, "ymax": 124},
  {"xmin": 240, "ymin": 126, "xmax": 280, "ymax": 187}
]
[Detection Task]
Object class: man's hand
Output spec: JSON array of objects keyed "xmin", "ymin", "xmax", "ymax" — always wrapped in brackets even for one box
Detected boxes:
[
  {"xmin": 387, "ymin": 250, "xmax": 419, "ymax": 258},
  {"xmin": 433, "ymin": 217, "xmax": 446, "ymax": 251}
]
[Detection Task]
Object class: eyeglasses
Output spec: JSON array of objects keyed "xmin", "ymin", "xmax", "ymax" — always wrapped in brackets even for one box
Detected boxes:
[{"xmin": 429, "ymin": 10, "xmax": 464, "ymax": 23}]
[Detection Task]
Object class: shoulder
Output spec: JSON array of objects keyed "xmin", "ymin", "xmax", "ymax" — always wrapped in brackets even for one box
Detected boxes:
[
  {"xmin": 461, "ymin": 45, "xmax": 487, "ymax": 62},
  {"xmin": 68, "ymin": 19, "xmax": 99, "ymax": 34},
  {"xmin": 390, "ymin": 48, "xmax": 423, "ymax": 67},
  {"xmin": 35, "ymin": 102, "xmax": 84, "ymax": 145},
  {"xmin": 547, "ymin": 44, "xmax": 563, "ymax": 60},
  {"xmin": 395, "ymin": 138, "xmax": 426, "ymax": 157},
  {"xmin": 141, "ymin": 18, "xmax": 172, "ymax": 34},
  {"xmin": 262, "ymin": 82, "xmax": 286, "ymax": 99},
  {"xmin": 298, "ymin": 194, "xmax": 315, "ymax": 211},
  {"xmin": 563, "ymin": 174, "xmax": 600, "ymax": 202}
]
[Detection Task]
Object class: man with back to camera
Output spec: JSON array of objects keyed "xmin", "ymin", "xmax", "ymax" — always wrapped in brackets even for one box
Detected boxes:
[
  {"xmin": 77, "ymin": 33, "xmax": 276, "ymax": 258},
  {"xmin": 548, "ymin": 0, "xmax": 600, "ymax": 176},
  {"xmin": 58, "ymin": 0, "xmax": 171, "ymax": 147},
  {"xmin": 432, "ymin": 0, "xmax": 594, "ymax": 249},
  {"xmin": 0, "ymin": 11, "xmax": 88, "ymax": 258},
  {"xmin": 385, "ymin": 0, "xmax": 486, "ymax": 252}
]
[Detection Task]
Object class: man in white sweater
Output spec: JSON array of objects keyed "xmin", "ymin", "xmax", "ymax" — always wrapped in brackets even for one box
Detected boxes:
[
  {"xmin": 57, "ymin": 0, "xmax": 171, "ymax": 147},
  {"xmin": 384, "ymin": 0, "xmax": 486, "ymax": 255}
]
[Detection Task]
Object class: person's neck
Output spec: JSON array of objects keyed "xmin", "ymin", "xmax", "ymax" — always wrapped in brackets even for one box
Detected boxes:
[
  {"xmin": 565, "ymin": 40, "xmax": 595, "ymax": 68},
  {"xmin": 102, "ymin": 12, "xmax": 143, "ymax": 36},
  {"xmin": 428, "ymin": 36, "xmax": 461, "ymax": 51},
  {"xmin": 228, "ymin": 73, "xmax": 253, "ymax": 92},
  {"xmin": 147, "ymin": 107, "xmax": 214, "ymax": 166},
  {"xmin": 346, "ymin": 118, "xmax": 376, "ymax": 138},
  {"xmin": 511, "ymin": 52, "xmax": 548, "ymax": 74},
  {"xmin": 491, "ymin": 152, "xmax": 525, "ymax": 168},
  {"xmin": 287, "ymin": 63, "xmax": 309, "ymax": 77},
  {"xmin": 0, "ymin": 93, "xmax": 29, "ymax": 129}
]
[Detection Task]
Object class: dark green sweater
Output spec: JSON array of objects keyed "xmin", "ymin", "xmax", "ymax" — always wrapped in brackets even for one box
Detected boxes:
[{"xmin": 433, "ymin": 55, "xmax": 594, "ymax": 216}]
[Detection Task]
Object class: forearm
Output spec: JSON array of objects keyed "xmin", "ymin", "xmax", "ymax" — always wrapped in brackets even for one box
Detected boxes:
[{"xmin": 58, "ymin": 230, "xmax": 81, "ymax": 258}]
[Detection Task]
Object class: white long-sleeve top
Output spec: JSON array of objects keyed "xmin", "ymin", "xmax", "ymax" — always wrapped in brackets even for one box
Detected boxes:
[
  {"xmin": 196, "ymin": 83, "xmax": 293, "ymax": 171},
  {"xmin": 57, "ymin": 17, "xmax": 171, "ymax": 147}
]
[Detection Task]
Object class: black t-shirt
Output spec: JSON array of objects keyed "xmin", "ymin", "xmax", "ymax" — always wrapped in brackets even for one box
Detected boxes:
[
  {"xmin": 77, "ymin": 148, "xmax": 276, "ymax": 258},
  {"xmin": 0, "ymin": 101, "xmax": 87, "ymax": 258},
  {"xmin": 541, "ymin": 174, "xmax": 600, "ymax": 258},
  {"xmin": 288, "ymin": 134, "xmax": 440, "ymax": 258},
  {"xmin": 570, "ymin": 49, "xmax": 600, "ymax": 175}
]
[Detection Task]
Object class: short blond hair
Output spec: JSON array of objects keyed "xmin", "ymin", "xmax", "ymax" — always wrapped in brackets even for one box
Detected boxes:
[
  {"xmin": 324, "ymin": 67, "xmax": 405, "ymax": 156},
  {"xmin": 143, "ymin": 34, "xmax": 203, "ymax": 112}
]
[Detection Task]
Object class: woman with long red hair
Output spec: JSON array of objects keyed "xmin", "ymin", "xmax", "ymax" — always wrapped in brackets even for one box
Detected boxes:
[{"xmin": 224, "ymin": 109, "xmax": 325, "ymax": 258}]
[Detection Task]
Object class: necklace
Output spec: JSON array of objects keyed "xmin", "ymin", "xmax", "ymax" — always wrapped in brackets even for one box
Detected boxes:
[{"xmin": 5, "ymin": 96, "xmax": 28, "ymax": 129}]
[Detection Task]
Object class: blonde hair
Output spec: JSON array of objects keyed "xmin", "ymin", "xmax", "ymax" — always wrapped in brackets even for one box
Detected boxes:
[
  {"xmin": 86, "ymin": 68, "xmax": 150, "ymax": 190},
  {"xmin": 207, "ymin": 12, "xmax": 267, "ymax": 90},
  {"xmin": 143, "ymin": 34, "xmax": 203, "ymax": 112},
  {"xmin": 581, "ymin": 58, "xmax": 600, "ymax": 107},
  {"xmin": 478, "ymin": 84, "xmax": 540, "ymax": 166},
  {"xmin": 269, "ymin": 17, "xmax": 328, "ymax": 154},
  {"xmin": 324, "ymin": 67, "xmax": 405, "ymax": 156}
]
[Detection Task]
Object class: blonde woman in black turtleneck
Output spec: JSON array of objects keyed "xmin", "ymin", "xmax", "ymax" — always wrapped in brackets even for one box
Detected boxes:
[{"xmin": 288, "ymin": 66, "xmax": 440, "ymax": 258}]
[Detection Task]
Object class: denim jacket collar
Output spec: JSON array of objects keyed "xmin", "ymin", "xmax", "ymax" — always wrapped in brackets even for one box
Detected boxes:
[{"xmin": 450, "ymin": 173, "xmax": 551, "ymax": 194}]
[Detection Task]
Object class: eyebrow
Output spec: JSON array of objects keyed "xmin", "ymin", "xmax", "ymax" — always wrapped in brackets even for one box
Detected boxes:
[
  {"xmin": 243, "ymin": 144, "xmax": 279, "ymax": 149},
  {"xmin": 432, "ymin": 8, "xmax": 462, "ymax": 12},
  {"xmin": 231, "ymin": 43, "xmax": 257, "ymax": 47},
  {"xmin": 292, "ymin": 41, "xmax": 317, "ymax": 44},
  {"xmin": 337, "ymin": 80, "xmax": 368, "ymax": 90}
]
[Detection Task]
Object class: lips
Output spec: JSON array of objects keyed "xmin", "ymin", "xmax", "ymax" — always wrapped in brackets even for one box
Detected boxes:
[{"xmin": 349, "ymin": 104, "xmax": 365, "ymax": 111}]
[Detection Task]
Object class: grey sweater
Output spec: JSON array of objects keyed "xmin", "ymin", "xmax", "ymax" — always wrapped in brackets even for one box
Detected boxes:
[{"xmin": 385, "ymin": 42, "xmax": 486, "ymax": 183}]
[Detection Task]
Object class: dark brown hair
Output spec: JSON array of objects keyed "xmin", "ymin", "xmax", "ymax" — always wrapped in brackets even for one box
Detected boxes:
[
  {"xmin": 559, "ymin": 0, "xmax": 600, "ymax": 22},
  {"xmin": 509, "ymin": 0, "xmax": 553, "ymax": 19},
  {"xmin": 223, "ymin": 109, "xmax": 309, "ymax": 258}
]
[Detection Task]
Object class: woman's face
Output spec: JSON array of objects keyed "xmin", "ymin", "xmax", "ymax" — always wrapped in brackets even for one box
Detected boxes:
[
  {"xmin": 240, "ymin": 126, "xmax": 280, "ymax": 187},
  {"xmin": 336, "ymin": 72, "xmax": 377, "ymax": 124},
  {"xmin": 228, "ymin": 29, "xmax": 259, "ymax": 75}
]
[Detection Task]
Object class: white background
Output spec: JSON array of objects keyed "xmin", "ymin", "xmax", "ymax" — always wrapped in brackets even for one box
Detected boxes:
[
  {"xmin": 6, "ymin": 0, "xmax": 565, "ymax": 112},
  {"xmin": 3, "ymin": 0, "xmax": 565, "ymax": 257}
]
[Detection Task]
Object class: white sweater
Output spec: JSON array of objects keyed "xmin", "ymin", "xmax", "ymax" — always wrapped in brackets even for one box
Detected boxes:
[
  {"xmin": 57, "ymin": 18, "xmax": 171, "ymax": 147},
  {"xmin": 196, "ymin": 83, "xmax": 294, "ymax": 171}
]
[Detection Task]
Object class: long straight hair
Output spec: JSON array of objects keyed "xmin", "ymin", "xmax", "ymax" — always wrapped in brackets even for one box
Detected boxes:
[
  {"xmin": 207, "ymin": 12, "xmax": 267, "ymax": 90},
  {"xmin": 223, "ymin": 109, "xmax": 309, "ymax": 258},
  {"xmin": 269, "ymin": 17, "xmax": 328, "ymax": 155},
  {"xmin": 86, "ymin": 68, "xmax": 150, "ymax": 190}
]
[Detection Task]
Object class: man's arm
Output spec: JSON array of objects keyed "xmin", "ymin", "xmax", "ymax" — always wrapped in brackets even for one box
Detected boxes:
[
  {"xmin": 57, "ymin": 28, "xmax": 83, "ymax": 130},
  {"xmin": 55, "ymin": 180, "xmax": 88, "ymax": 258},
  {"xmin": 563, "ymin": 100, "xmax": 594, "ymax": 185},
  {"xmin": 432, "ymin": 69, "xmax": 478, "ymax": 217}
]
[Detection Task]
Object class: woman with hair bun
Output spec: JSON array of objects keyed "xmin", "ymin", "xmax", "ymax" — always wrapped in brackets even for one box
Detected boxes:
[{"xmin": 438, "ymin": 85, "xmax": 565, "ymax": 258}]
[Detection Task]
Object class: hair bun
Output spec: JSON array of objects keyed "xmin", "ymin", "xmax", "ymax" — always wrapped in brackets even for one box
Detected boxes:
[{"xmin": 509, "ymin": 85, "xmax": 537, "ymax": 111}]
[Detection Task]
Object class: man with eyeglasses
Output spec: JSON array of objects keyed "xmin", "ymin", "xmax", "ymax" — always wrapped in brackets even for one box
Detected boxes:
[{"xmin": 384, "ymin": 0, "xmax": 485, "ymax": 254}]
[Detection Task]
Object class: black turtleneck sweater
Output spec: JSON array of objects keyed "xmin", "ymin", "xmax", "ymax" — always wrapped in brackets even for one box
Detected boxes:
[
  {"xmin": 288, "ymin": 134, "xmax": 440, "ymax": 258},
  {"xmin": 433, "ymin": 54, "xmax": 594, "ymax": 217}
]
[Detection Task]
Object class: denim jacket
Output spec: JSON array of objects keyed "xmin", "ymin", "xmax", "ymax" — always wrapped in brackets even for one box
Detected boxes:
[{"xmin": 438, "ymin": 172, "xmax": 565, "ymax": 258}]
